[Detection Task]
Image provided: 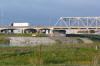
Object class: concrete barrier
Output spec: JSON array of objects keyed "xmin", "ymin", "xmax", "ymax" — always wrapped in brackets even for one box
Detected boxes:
[
  {"xmin": 9, "ymin": 37, "xmax": 78, "ymax": 46},
  {"xmin": 9, "ymin": 37, "xmax": 56, "ymax": 46}
]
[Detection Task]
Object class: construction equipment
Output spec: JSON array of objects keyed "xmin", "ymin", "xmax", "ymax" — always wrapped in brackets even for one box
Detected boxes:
[{"xmin": 32, "ymin": 30, "xmax": 41, "ymax": 37}]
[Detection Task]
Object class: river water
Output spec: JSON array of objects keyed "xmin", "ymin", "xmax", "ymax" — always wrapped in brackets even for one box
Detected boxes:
[{"xmin": 0, "ymin": 44, "xmax": 10, "ymax": 47}]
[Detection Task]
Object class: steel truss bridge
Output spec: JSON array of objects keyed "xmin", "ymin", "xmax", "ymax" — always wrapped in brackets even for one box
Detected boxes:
[{"xmin": 55, "ymin": 17, "xmax": 100, "ymax": 28}]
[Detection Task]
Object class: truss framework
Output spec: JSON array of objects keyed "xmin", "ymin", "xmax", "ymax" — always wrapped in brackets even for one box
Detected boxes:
[{"xmin": 55, "ymin": 17, "xmax": 100, "ymax": 27}]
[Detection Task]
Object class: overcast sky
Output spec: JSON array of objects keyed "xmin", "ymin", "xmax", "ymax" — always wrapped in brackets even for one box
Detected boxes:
[{"xmin": 0, "ymin": 0, "xmax": 100, "ymax": 26}]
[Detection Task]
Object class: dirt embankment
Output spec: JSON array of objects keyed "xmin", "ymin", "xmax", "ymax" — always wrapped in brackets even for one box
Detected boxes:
[{"xmin": 80, "ymin": 38, "xmax": 93, "ymax": 43}]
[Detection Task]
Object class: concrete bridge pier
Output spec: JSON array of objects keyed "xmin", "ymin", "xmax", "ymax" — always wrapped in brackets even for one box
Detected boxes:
[
  {"xmin": 22, "ymin": 29, "xmax": 24, "ymax": 34},
  {"xmin": 45, "ymin": 29, "xmax": 54, "ymax": 35},
  {"xmin": 45, "ymin": 29, "xmax": 51, "ymax": 34},
  {"xmin": 49, "ymin": 29, "xmax": 54, "ymax": 36},
  {"xmin": 40, "ymin": 29, "xmax": 54, "ymax": 36},
  {"xmin": 22, "ymin": 28, "xmax": 25, "ymax": 34},
  {"xmin": 49, "ymin": 29, "xmax": 53, "ymax": 34},
  {"xmin": 41, "ymin": 29, "xmax": 49, "ymax": 34},
  {"xmin": 65, "ymin": 29, "xmax": 70, "ymax": 34},
  {"xmin": 0, "ymin": 30, "xmax": 1, "ymax": 33}
]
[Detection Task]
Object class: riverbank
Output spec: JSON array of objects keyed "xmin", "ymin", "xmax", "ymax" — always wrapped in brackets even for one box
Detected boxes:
[
  {"xmin": 0, "ymin": 37, "xmax": 10, "ymax": 44},
  {"xmin": 0, "ymin": 34, "xmax": 99, "ymax": 65},
  {"xmin": 0, "ymin": 43, "xmax": 100, "ymax": 65}
]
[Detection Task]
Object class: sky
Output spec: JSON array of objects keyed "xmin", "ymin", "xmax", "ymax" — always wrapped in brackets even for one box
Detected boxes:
[{"xmin": 0, "ymin": 0, "xmax": 100, "ymax": 26}]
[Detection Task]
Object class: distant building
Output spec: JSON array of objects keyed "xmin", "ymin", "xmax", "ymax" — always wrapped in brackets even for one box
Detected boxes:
[{"xmin": 11, "ymin": 23, "xmax": 29, "ymax": 26}]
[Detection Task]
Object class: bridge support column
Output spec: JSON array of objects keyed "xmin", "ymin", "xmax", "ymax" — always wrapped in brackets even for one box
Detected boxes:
[
  {"xmin": 46, "ymin": 30, "xmax": 50, "ymax": 34},
  {"xmin": 11, "ymin": 29, "xmax": 14, "ymax": 34},
  {"xmin": 49, "ymin": 29, "xmax": 53, "ymax": 34},
  {"xmin": 65, "ymin": 29, "xmax": 71, "ymax": 34},
  {"xmin": 49, "ymin": 29, "xmax": 54, "ymax": 36},
  {"xmin": 22, "ymin": 28, "xmax": 25, "ymax": 34},
  {"xmin": 87, "ymin": 29, "xmax": 90, "ymax": 34}
]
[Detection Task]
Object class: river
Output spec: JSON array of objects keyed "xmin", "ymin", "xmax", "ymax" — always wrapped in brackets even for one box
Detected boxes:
[{"xmin": 0, "ymin": 44, "xmax": 10, "ymax": 47}]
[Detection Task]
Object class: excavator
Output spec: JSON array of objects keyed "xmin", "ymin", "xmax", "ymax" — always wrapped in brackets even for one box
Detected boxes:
[{"xmin": 32, "ymin": 30, "xmax": 41, "ymax": 37}]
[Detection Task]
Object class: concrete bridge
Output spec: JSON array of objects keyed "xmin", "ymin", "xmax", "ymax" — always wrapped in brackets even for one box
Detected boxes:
[
  {"xmin": 0, "ymin": 26, "xmax": 100, "ymax": 34},
  {"xmin": 1, "ymin": 17, "xmax": 100, "ymax": 34}
]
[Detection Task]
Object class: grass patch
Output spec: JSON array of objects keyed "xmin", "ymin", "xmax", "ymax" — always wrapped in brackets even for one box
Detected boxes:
[
  {"xmin": 66, "ymin": 34, "xmax": 100, "ymax": 41},
  {"xmin": 0, "ymin": 33, "xmax": 47, "ymax": 37},
  {"xmin": 0, "ymin": 42, "xmax": 99, "ymax": 65},
  {"xmin": 77, "ymin": 38, "xmax": 84, "ymax": 43},
  {"xmin": 0, "ymin": 37, "xmax": 10, "ymax": 44},
  {"xmin": 0, "ymin": 34, "xmax": 99, "ymax": 65}
]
